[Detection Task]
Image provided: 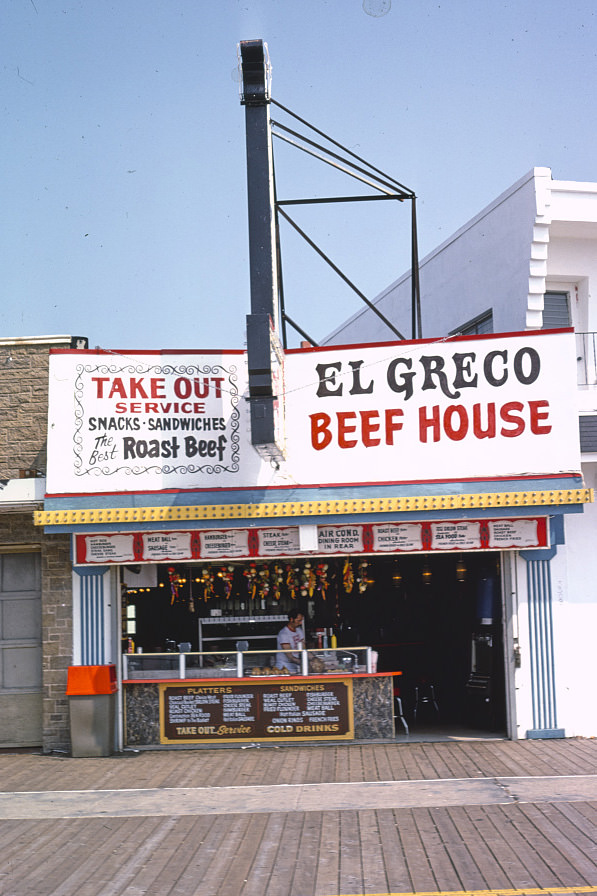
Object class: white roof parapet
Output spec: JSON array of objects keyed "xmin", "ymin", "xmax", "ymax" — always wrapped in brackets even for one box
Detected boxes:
[
  {"xmin": 0, "ymin": 335, "xmax": 75, "ymax": 347},
  {"xmin": 0, "ymin": 478, "xmax": 45, "ymax": 509}
]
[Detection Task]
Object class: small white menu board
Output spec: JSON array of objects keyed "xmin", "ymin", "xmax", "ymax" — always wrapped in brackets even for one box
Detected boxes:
[
  {"xmin": 142, "ymin": 532, "xmax": 192, "ymax": 561},
  {"xmin": 488, "ymin": 519, "xmax": 539, "ymax": 548},
  {"xmin": 259, "ymin": 528, "xmax": 301, "ymax": 556},
  {"xmin": 317, "ymin": 526, "xmax": 364, "ymax": 554},
  {"xmin": 372, "ymin": 523, "xmax": 423, "ymax": 552},
  {"xmin": 431, "ymin": 522, "xmax": 481, "ymax": 550},
  {"xmin": 84, "ymin": 534, "xmax": 135, "ymax": 563},
  {"xmin": 199, "ymin": 529, "xmax": 250, "ymax": 558}
]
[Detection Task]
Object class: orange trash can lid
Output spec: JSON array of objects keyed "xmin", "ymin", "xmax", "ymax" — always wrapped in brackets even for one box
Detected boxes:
[{"xmin": 66, "ymin": 664, "xmax": 117, "ymax": 695}]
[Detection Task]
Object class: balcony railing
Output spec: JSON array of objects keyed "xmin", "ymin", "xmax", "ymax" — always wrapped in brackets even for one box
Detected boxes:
[{"xmin": 576, "ymin": 332, "xmax": 597, "ymax": 386}]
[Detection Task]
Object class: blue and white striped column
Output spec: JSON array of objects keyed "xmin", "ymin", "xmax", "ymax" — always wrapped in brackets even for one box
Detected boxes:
[
  {"xmin": 521, "ymin": 550, "xmax": 565, "ymax": 739},
  {"xmin": 72, "ymin": 566, "xmax": 109, "ymax": 665}
]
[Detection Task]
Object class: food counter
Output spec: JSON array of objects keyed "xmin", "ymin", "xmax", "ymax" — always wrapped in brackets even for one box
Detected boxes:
[{"xmin": 122, "ymin": 647, "xmax": 398, "ymax": 746}]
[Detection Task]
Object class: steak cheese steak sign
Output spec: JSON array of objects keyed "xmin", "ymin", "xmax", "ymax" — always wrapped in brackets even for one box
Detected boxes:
[
  {"xmin": 46, "ymin": 330, "xmax": 581, "ymax": 494},
  {"xmin": 159, "ymin": 680, "xmax": 354, "ymax": 744}
]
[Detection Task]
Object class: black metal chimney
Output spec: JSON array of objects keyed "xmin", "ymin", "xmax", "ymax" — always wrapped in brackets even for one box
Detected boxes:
[{"xmin": 240, "ymin": 40, "xmax": 285, "ymax": 462}]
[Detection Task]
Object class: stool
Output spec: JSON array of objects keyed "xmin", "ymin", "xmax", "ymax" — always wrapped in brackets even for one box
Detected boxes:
[
  {"xmin": 413, "ymin": 683, "xmax": 439, "ymax": 722},
  {"xmin": 393, "ymin": 684, "xmax": 409, "ymax": 735}
]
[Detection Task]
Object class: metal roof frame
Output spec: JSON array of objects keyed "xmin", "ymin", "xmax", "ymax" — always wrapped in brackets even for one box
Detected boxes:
[{"xmin": 269, "ymin": 97, "xmax": 422, "ymax": 347}]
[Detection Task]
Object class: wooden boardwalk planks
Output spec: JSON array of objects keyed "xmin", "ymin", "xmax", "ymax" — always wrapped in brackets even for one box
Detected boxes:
[
  {"xmin": 4, "ymin": 737, "xmax": 597, "ymax": 792},
  {"xmin": 2, "ymin": 802, "xmax": 597, "ymax": 895},
  {"xmin": 2, "ymin": 739, "xmax": 597, "ymax": 895}
]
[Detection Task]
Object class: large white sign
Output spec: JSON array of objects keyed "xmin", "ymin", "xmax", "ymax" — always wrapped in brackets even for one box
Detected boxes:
[
  {"xmin": 46, "ymin": 350, "xmax": 265, "ymax": 493},
  {"xmin": 283, "ymin": 330, "xmax": 581, "ymax": 485},
  {"xmin": 47, "ymin": 331, "xmax": 581, "ymax": 494}
]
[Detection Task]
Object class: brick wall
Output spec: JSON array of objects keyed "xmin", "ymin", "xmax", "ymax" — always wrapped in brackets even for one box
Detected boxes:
[
  {"xmin": 41, "ymin": 531, "xmax": 73, "ymax": 752},
  {"xmin": 1, "ymin": 338, "xmax": 75, "ymax": 751},
  {"xmin": 0, "ymin": 339, "xmax": 71, "ymax": 477}
]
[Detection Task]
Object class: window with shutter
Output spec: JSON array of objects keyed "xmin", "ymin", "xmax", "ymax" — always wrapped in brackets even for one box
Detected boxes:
[
  {"xmin": 450, "ymin": 310, "xmax": 493, "ymax": 337},
  {"xmin": 542, "ymin": 292, "xmax": 571, "ymax": 329}
]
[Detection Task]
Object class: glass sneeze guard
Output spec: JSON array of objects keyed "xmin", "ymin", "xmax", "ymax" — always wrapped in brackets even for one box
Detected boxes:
[{"xmin": 123, "ymin": 647, "xmax": 373, "ymax": 680}]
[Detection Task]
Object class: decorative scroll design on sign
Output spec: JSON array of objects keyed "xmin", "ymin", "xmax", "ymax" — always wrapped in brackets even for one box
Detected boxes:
[{"xmin": 72, "ymin": 361, "xmax": 240, "ymax": 478}]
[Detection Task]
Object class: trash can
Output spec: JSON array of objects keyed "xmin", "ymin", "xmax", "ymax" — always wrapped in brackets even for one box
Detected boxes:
[{"xmin": 66, "ymin": 664, "xmax": 117, "ymax": 758}]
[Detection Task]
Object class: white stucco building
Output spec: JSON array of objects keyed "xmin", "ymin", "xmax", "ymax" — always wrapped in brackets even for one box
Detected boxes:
[{"xmin": 325, "ymin": 167, "xmax": 597, "ymax": 739}]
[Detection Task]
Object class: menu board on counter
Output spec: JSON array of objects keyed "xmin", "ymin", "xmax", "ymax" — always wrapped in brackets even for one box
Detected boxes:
[{"xmin": 159, "ymin": 679, "xmax": 354, "ymax": 744}]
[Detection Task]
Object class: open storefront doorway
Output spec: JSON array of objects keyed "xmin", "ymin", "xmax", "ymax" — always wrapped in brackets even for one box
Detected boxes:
[
  {"xmin": 121, "ymin": 550, "xmax": 507, "ymax": 741},
  {"xmin": 367, "ymin": 552, "xmax": 507, "ymax": 738}
]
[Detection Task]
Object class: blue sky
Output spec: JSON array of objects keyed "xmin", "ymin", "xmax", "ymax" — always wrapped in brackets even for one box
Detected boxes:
[{"xmin": 2, "ymin": 0, "xmax": 596, "ymax": 349}]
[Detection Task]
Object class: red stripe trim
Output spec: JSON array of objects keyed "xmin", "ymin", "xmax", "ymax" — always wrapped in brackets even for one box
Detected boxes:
[
  {"xmin": 286, "ymin": 328, "xmax": 575, "ymax": 354},
  {"xmin": 45, "ymin": 471, "xmax": 581, "ymax": 500}
]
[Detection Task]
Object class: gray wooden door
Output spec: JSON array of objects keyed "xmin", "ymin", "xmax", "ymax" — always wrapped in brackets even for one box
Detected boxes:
[{"xmin": 0, "ymin": 552, "xmax": 42, "ymax": 747}]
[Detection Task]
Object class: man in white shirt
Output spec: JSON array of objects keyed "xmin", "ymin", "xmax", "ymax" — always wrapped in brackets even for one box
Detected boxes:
[{"xmin": 276, "ymin": 610, "xmax": 305, "ymax": 674}]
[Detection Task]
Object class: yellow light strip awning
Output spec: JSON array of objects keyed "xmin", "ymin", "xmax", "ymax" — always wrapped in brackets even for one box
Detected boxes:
[{"xmin": 34, "ymin": 488, "xmax": 594, "ymax": 527}]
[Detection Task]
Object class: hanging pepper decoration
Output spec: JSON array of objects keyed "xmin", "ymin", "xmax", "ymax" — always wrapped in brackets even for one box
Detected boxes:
[
  {"xmin": 168, "ymin": 566, "xmax": 180, "ymax": 605},
  {"xmin": 308, "ymin": 566, "xmax": 317, "ymax": 596},
  {"xmin": 286, "ymin": 563, "xmax": 299, "ymax": 600},
  {"xmin": 220, "ymin": 565, "xmax": 234, "ymax": 600},
  {"xmin": 258, "ymin": 565, "xmax": 270, "ymax": 601},
  {"xmin": 357, "ymin": 560, "xmax": 369, "ymax": 594},
  {"xmin": 201, "ymin": 567, "xmax": 215, "ymax": 601},
  {"xmin": 343, "ymin": 558, "xmax": 354, "ymax": 594},
  {"xmin": 316, "ymin": 562, "xmax": 329, "ymax": 599},
  {"xmin": 300, "ymin": 561, "xmax": 317, "ymax": 597},
  {"xmin": 244, "ymin": 561, "xmax": 258, "ymax": 600},
  {"xmin": 271, "ymin": 564, "xmax": 284, "ymax": 602},
  {"xmin": 300, "ymin": 562, "xmax": 308, "ymax": 597}
]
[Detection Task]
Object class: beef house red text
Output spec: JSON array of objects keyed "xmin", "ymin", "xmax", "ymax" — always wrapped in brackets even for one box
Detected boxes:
[{"xmin": 310, "ymin": 346, "xmax": 552, "ymax": 449}]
